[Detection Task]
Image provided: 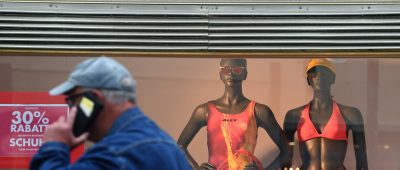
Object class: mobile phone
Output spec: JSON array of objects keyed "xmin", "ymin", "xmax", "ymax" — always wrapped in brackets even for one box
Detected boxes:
[{"xmin": 72, "ymin": 91, "xmax": 104, "ymax": 137}]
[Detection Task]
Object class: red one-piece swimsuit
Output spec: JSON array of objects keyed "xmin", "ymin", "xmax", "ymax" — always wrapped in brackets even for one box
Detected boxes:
[{"xmin": 207, "ymin": 101, "xmax": 263, "ymax": 170}]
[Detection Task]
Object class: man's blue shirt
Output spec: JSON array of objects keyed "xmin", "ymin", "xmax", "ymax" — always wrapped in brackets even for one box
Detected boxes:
[{"xmin": 30, "ymin": 107, "xmax": 191, "ymax": 170}]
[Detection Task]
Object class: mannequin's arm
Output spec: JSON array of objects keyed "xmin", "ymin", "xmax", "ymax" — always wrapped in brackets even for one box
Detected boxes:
[
  {"xmin": 347, "ymin": 108, "xmax": 368, "ymax": 170},
  {"xmin": 282, "ymin": 110, "xmax": 299, "ymax": 169},
  {"xmin": 178, "ymin": 104, "xmax": 208, "ymax": 169},
  {"xmin": 256, "ymin": 104, "xmax": 291, "ymax": 170}
]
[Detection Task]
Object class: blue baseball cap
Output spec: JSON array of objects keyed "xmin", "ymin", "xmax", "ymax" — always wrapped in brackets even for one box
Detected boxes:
[{"xmin": 49, "ymin": 56, "xmax": 136, "ymax": 96}]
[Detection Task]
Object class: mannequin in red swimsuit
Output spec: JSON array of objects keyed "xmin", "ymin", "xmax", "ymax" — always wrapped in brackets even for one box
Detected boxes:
[
  {"xmin": 178, "ymin": 59, "xmax": 290, "ymax": 170},
  {"xmin": 283, "ymin": 59, "xmax": 368, "ymax": 170}
]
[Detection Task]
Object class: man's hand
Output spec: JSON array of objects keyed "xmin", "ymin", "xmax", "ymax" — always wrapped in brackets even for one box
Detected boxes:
[
  {"xmin": 43, "ymin": 107, "xmax": 89, "ymax": 148},
  {"xmin": 198, "ymin": 162, "xmax": 215, "ymax": 170}
]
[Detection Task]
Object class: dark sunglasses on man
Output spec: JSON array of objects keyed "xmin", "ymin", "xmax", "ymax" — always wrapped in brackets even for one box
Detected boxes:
[{"xmin": 65, "ymin": 91, "xmax": 92, "ymax": 108}]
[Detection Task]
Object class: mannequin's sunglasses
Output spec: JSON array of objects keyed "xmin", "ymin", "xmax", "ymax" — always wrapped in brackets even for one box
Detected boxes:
[{"xmin": 219, "ymin": 66, "xmax": 246, "ymax": 75}]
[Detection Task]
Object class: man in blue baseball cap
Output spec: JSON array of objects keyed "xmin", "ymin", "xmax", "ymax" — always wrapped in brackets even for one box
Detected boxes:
[{"xmin": 30, "ymin": 56, "xmax": 191, "ymax": 170}]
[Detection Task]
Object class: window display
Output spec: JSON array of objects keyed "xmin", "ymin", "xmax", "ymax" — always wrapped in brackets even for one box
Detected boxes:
[{"xmin": 0, "ymin": 57, "xmax": 398, "ymax": 169}]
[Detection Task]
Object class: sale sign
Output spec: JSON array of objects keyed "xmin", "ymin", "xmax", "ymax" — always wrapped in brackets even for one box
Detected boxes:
[
  {"xmin": 0, "ymin": 92, "xmax": 84, "ymax": 169},
  {"xmin": 0, "ymin": 104, "xmax": 68, "ymax": 156}
]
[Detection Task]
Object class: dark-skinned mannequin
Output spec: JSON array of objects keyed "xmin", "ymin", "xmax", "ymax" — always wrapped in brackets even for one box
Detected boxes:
[
  {"xmin": 283, "ymin": 59, "xmax": 368, "ymax": 170},
  {"xmin": 178, "ymin": 59, "xmax": 290, "ymax": 170}
]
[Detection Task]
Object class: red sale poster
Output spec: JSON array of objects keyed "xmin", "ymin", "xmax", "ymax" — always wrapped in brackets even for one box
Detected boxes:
[
  {"xmin": 0, "ymin": 104, "xmax": 68, "ymax": 156},
  {"xmin": 0, "ymin": 92, "xmax": 84, "ymax": 168}
]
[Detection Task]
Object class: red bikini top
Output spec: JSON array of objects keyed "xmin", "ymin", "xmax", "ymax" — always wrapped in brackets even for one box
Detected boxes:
[{"xmin": 297, "ymin": 101, "xmax": 348, "ymax": 142}]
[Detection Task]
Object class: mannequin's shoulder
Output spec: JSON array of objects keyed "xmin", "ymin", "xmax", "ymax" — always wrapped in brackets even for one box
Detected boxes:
[
  {"xmin": 337, "ymin": 102, "xmax": 361, "ymax": 114},
  {"xmin": 336, "ymin": 102, "xmax": 364, "ymax": 122},
  {"xmin": 252, "ymin": 102, "xmax": 277, "ymax": 126},
  {"xmin": 192, "ymin": 102, "xmax": 210, "ymax": 114},
  {"xmin": 188, "ymin": 102, "xmax": 211, "ymax": 123},
  {"xmin": 284, "ymin": 104, "xmax": 308, "ymax": 123},
  {"xmin": 287, "ymin": 104, "xmax": 307, "ymax": 116},
  {"xmin": 254, "ymin": 102, "xmax": 272, "ymax": 114}
]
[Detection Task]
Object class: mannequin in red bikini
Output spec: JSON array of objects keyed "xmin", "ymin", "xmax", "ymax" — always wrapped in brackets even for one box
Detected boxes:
[
  {"xmin": 178, "ymin": 59, "xmax": 290, "ymax": 170},
  {"xmin": 283, "ymin": 59, "xmax": 368, "ymax": 170}
]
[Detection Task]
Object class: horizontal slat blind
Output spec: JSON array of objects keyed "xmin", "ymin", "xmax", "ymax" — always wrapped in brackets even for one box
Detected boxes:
[{"xmin": 1, "ymin": 2, "xmax": 400, "ymax": 51}]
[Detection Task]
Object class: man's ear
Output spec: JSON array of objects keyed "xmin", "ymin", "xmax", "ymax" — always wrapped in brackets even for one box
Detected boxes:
[
  {"xmin": 243, "ymin": 70, "xmax": 248, "ymax": 80},
  {"xmin": 91, "ymin": 89, "xmax": 105, "ymax": 101},
  {"xmin": 306, "ymin": 76, "xmax": 311, "ymax": 86},
  {"xmin": 332, "ymin": 74, "xmax": 336, "ymax": 84}
]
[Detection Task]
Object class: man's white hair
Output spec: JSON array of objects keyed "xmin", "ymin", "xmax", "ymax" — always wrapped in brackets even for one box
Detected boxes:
[{"xmin": 100, "ymin": 89, "xmax": 135, "ymax": 105}]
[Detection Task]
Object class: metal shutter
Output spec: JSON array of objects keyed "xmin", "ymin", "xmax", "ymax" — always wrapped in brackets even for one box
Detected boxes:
[{"xmin": 1, "ymin": 2, "xmax": 400, "ymax": 51}]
